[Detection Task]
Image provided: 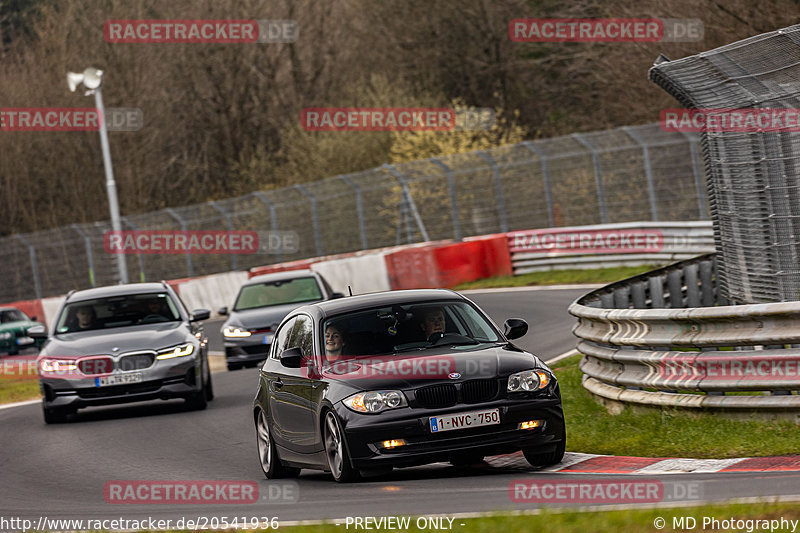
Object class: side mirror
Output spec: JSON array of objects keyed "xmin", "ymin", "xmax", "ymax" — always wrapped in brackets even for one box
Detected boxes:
[
  {"xmin": 30, "ymin": 316, "xmax": 38, "ymax": 322},
  {"xmin": 191, "ymin": 309, "xmax": 211, "ymax": 322},
  {"xmin": 503, "ymin": 318, "xmax": 528, "ymax": 340},
  {"xmin": 280, "ymin": 347, "xmax": 303, "ymax": 368},
  {"xmin": 27, "ymin": 324, "xmax": 47, "ymax": 339},
  {"xmin": 331, "ymin": 292, "xmax": 345, "ymax": 299},
  {"xmin": 217, "ymin": 306, "xmax": 229, "ymax": 316}
]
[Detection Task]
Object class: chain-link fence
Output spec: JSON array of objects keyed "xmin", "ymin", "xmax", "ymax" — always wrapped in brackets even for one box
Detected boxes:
[
  {"xmin": 0, "ymin": 123, "xmax": 707, "ymax": 302},
  {"xmin": 651, "ymin": 23, "xmax": 800, "ymax": 305}
]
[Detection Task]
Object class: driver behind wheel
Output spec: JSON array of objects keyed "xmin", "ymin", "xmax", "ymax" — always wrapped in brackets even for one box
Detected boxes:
[
  {"xmin": 419, "ymin": 307, "xmax": 446, "ymax": 340},
  {"xmin": 139, "ymin": 297, "xmax": 167, "ymax": 323}
]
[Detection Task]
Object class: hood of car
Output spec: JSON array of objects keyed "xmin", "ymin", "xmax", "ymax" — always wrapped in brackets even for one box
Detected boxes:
[
  {"xmin": 0, "ymin": 319, "xmax": 40, "ymax": 333},
  {"xmin": 321, "ymin": 344, "xmax": 543, "ymax": 390},
  {"xmin": 226, "ymin": 302, "xmax": 312, "ymax": 331},
  {"xmin": 41, "ymin": 322, "xmax": 192, "ymax": 357}
]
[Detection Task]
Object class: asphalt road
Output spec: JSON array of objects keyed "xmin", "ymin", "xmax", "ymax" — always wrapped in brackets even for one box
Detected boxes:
[{"xmin": 3, "ymin": 287, "xmax": 798, "ymax": 526}]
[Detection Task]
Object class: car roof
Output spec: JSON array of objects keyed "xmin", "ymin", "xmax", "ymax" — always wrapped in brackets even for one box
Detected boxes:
[
  {"xmin": 296, "ymin": 289, "xmax": 466, "ymax": 317},
  {"xmin": 0, "ymin": 307, "xmax": 21, "ymax": 312},
  {"xmin": 66, "ymin": 282, "xmax": 169, "ymax": 302},
  {"xmin": 246, "ymin": 269, "xmax": 319, "ymax": 285}
]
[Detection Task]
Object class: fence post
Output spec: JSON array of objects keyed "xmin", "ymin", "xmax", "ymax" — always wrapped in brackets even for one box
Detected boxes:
[
  {"xmin": 208, "ymin": 201, "xmax": 237, "ymax": 271},
  {"xmin": 430, "ymin": 158, "xmax": 463, "ymax": 241},
  {"xmin": 121, "ymin": 218, "xmax": 147, "ymax": 282},
  {"xmin": 572, "ymin": 133, "xmax": 609, "ymax": 224},
  {"xmin": 294, "ymin": 185, "xmax": 324, "ymax": 258},
  {"xmin": 622, "ymin": 126, "xmax": 659, "ymax": 221},
  {"xmin": 15, "ymin": 234, "xmax": 41, "ymax": 299},
  {"xmin": 383, "ymin": 164, "xmax": 431, "ymax": 242},
  {"xmin": 165, "ymin": 208, "xmax": 194, "ymax": 277},
  {"xmin": 522, "ymin": 141, "xmax": 555, "ymax": 227},
  {"xmin": 71, "ymin": 224, "xmax": 96, "ymax": 287},
  {"xmin": 681, "ymin": 131, "xmax": 709, "ymax": 219},
  {"xmin": 476, "ymin": 151, "xmax": 510, "ymax": 233},
  {"xmin": 339, "ymin": 175, "xmax": 368, "ymax": 250},
  {"xmin": 252, "ymin": 192, "xmax": 281, "ymax": 263}
]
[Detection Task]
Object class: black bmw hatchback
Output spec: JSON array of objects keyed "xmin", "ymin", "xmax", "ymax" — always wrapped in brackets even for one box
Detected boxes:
[{"xmin": 253, "ymin": 289, "xmax": 565, "ymax": 482}]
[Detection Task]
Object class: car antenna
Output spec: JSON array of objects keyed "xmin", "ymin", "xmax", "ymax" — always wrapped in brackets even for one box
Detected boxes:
[{"xmin": 348, "ymin": 285, "xmax": 353, "ymax": 297}]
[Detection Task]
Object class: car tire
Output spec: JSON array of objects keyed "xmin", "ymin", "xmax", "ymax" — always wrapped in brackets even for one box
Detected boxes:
[
  {"xmin": 256, "ymin": 409, "xmax": 300, "ymax": 479},
  {"xmin": 186, "ymin": 367, "xmax": 208, "ymax": 411},
  {"xmin": 323, "ymin": 410, "xmax": 359, "ymax": 483},
  {"xmin": 42, "ymin": 405, "xmax": 68, "ymax": 424},
  {"xmin": 523, "ymin": 438, "xmax": 566, "ymax": 467},
  {"xmin": 204, "ymin": 363, "xmax": 214, "ymax": 401},
  {"xmin": 450, "ymin": 453, "xmax": 485, "ymax": 467}
]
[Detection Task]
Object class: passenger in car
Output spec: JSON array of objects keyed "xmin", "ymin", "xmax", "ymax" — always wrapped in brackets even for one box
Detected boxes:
[{"xmin": 419, "ymin": 307, "xmax": 446, "ymax": 340}]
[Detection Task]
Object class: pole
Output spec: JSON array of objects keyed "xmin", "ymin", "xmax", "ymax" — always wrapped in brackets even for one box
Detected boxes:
[{"xmin": 95, "ymin": 87, "xmax": 128, "ymax": 284}]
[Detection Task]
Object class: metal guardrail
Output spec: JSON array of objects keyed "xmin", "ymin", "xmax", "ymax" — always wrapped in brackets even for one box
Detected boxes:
[
  {"xmin": 510, "ymin": 221, "xmax": 714, "ymax": 274},
  {"xmin": 569, "ymin": 254, "xmax": 800, "ymax": 410}
]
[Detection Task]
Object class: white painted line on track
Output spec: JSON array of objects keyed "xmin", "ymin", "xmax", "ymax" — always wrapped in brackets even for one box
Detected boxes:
[
  {"xmin": 545, "ymin": 349, "xmax": 580, "ymax": 365},
  {"xmin": 0, "ymin": 398, "xmax": 39, "ymax": 410},
  {"xmin": 460, "ymin": 284, "xmax": 603, "ymax": 295}
]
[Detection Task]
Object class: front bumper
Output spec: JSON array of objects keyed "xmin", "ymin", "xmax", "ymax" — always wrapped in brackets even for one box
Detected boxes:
[
  {"xmin": 39, "ymin": 356, "xmax": 201, "ymax": 410},
  {"xmin": 224, "ymin": 335, "xmax": 271, "ymax": 364},
  {"xmin": 337, "ymin": 397, "xmax": 565, "ymax": 469}
]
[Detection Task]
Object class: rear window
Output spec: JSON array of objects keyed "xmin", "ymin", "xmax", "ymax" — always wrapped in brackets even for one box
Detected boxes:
[
  {"xmin": 56, "ymin": 292, "xmax": 181, "ymax": 333},
  {"xmin": 234, "ymin": 277, "xmax": 323, "ymax": 311},
  {"xmin": 0, "ymin": 309, "xmax": 27, "ymax": 323}
]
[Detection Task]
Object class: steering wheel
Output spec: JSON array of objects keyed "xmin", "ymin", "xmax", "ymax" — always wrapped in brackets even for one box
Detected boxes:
[
  {"xmin": 139, "ymin": 314, "xmax": 167, "ymax": 323},
  {"xmin": 427, "ymin": 332, "xmax": 445, "ymax": 343}
]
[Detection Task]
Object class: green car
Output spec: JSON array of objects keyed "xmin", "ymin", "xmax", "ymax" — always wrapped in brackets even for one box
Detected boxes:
[{"xmin": 0, "ymin": 307, "xmax": 45, "ymax": 355}]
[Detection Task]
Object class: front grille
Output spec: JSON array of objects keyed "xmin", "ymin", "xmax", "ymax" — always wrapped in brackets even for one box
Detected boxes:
[
  {"xmin": 462, "ymin": 379, "xmax": 499, "ymax": 403},
  {"xmin": 76, "ymin": 381, "xmax": 161, "ymax": 399},
  {"xmin": 415, "ymin": 384, "xmax": 457, "ymax": 408},
  {"xmin": 119, "ymin": 352, "xmax": 155, "ymax": 371},
  {"xmin": 78, "ymin": 357, "xmax": 113, "ymax": 375}
]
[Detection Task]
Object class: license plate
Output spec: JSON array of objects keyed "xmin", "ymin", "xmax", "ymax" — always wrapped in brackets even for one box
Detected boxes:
[
  {"xmin": 95, "ymin": 373, "xmax": 143, "ymax": 387},
  {"xmin": 262, "ymin": 334, "xmax": 273, "ymax": 345},
  {"xmin": 429, "ymin": 408, "xmax": 500, "ymax": 433},
  {"xmin": 16, "ymin": 336, "xmax": 34, "ymax": 345}
]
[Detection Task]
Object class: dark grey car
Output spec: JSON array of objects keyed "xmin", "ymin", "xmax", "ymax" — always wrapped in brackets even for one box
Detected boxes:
[
  {"xmin": 32, "ymin": 282, "xmax": 213, "ymax": 424},
  {"xmin": 219, "ymin": 270, "xmax": 341, "ymax": 370}
]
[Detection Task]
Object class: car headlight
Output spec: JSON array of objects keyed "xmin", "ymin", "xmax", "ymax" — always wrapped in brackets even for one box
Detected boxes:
[
  {"xmin": 0, "ymin": 332, "xmax": 11, "ymax": 340},
  {"xmin": 507, "ymin": 369, "xmax": 550, "ymax": 392},
  {"xmin": 343, "ymin": 390, "xmax": 408, "ymax": 414},
  {"xmin": 40, "ymin": 358, "xmax": 78, "ymax": 373},
  {"xmin": 156, "ymin": 343, "xmax": 195, "ymax": 360},
  {"xmin": 223, "ymin": 326, "xmax": 251, "ymax": 338}
]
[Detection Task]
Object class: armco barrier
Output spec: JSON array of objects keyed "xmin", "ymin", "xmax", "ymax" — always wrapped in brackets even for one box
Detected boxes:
[
  {"xmin": 569, "ymin": 254, "xmax": 800, "ymax": 411},
  {"xmin": 510, "ymin": 221, "xmax": 713, "ymax": 274}
]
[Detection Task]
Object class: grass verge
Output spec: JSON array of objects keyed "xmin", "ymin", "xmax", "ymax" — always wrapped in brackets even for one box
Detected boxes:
[
  {"xmin": 283, "ymin": 501, "xmax": 800, "ymax": 532},
  {"xmin": 555, "ymin": 355, "xmax": 800, "ymax": 458},
  {"xmin": 453, "ymin": 265, "xmax": 658, "ymax": 290},
  {"xmin": 0, "ymin": 377, "xmax": 39, "ymax": 404}
]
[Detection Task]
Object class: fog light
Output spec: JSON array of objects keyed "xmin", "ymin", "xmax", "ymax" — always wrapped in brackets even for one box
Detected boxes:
[
  {"xmin": 379, "ymin": 439, "xmax": 406, "ymax": 449},
  {"xmin": 518, "ymin": 420, "xmax": 543, "ymax": 430}
]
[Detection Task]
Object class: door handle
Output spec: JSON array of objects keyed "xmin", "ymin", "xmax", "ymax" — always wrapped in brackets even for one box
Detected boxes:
[{"xmin": 273, "ymin": 378, "xmax": 283, "ymax": 390}]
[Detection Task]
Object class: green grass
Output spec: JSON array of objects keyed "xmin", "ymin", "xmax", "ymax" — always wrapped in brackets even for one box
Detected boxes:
[
  {"xmin": 453, "ymin": 265, "xmax": 659, "ymax": 290},
  {"xmin": 555, "ymin": 355, "xmax": 800, "ymax": 458},
  {"xmin": 282, "ymin": 502, "xmax": 800, "ymax": 532},
  {"xmin": 0, "ymin": 377, "xmax": 39, "ymax": 404}
]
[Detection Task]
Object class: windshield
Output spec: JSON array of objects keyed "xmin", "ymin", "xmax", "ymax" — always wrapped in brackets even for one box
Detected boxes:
[
  {"xmin": 55, "ymin": 292, "xmax": 181, "ymax": 334},
  {"xmin": 234, "ymin": 277, "xmax": 323, "ymax": 311},
  {"xmin": 0, "ymin": 310, "xmax": 27, "ymax": 323},
  {"xmin": 321, "ymin": 301, "xmax": 500, "ymax": 362}
]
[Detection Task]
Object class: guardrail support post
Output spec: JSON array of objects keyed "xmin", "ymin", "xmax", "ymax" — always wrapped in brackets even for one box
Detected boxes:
[
  {"xmin": 430, "ymin": 158, "xmax": 463, "ymax": 241},
  {"xmin": 572, "ymin": 133, "xmax": 609, "ymax": 224},
  {"xmin": 667, "ymin": 270, "xmax": 684, "ymax": 308},
  {"xmin": 476, "ymin": 151, "xmax": 509, "ymax": 233},
  {"xmin": 165, "ymin": 208, "xmax": 194, "ymax": 278},
  {"xmin": 294, "ymin": 185, "xmax": 324, "ymax": 258},
  {"xmin": 71, "ymin": 224, "xmax": 96, "ymax": 287},
  {"xmin": 121, "ymin": 217, "xmax": 147, "ymax": 282},
  {"xmin": 384, "ymin": 164, "xmax": 430, "ymax": 242},
  {"xmin": 522, "ymin": 141, "xmax": 556, "ymax": 227},
  {"xmin": 339, "ymin": 175, "xmax": 368, "ymax": 250},
  {"xmin": 15, "ymin": 235, "xmax": 41, "ymax": 299}
]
